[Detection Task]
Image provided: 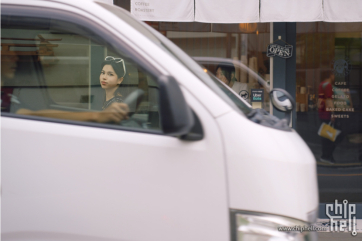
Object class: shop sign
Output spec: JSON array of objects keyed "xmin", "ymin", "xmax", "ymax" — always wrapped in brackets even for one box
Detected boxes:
[
  {"xmin": 266, "ymin": 44, "xmax": 293, "ymax": 59},
  {"xmin": 239, "ymin": 90, "xmax": 249, "ymax": 100},
  {"xmin": 251, "ymin": 89, "xmax": 264, "ymax": 102},
  {"xmin": 333, "ymin": 58, "xmax": 351, "ymax": 77}
]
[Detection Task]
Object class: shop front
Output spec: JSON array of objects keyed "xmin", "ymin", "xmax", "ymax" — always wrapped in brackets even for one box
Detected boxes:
[
  {"xmin": 114, "ymin": 0, "xmax": 362, "ymax": 209},
  {"xmin": 294, "ymin": 22, "xmax": 362, "ymax": 204}
]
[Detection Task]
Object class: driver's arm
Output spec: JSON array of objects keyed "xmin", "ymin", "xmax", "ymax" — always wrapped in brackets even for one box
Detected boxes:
[{"xmin": 16, "ymin": 102, "xmax": 129, "ymax": 123}]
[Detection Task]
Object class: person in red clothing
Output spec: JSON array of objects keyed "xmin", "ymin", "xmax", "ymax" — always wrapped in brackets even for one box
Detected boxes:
[
  {"xmin": 318, "ymin": 72, "xmax": 334, "ymax": 121},
  {"xmin": 318, "ymin": 70, "xmax": 338, "ymax": 164}
]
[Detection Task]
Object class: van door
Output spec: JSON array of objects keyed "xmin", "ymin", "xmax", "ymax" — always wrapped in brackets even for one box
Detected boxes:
[{"xmin": 1, "ymin": 5, "xmax": 229, "ymax": 241}]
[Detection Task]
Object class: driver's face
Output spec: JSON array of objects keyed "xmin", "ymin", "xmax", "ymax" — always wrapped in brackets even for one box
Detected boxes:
[
  {"xmin": 216, "ymin": 67, "xmax": 229, "ymax": 85},
  {"xmin": 1, "ymin": 53, "xmax": 19, "ymax": 80}
]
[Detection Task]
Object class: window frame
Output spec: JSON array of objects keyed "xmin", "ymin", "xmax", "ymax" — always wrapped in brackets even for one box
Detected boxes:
[{"xmin": 1, "ymin": 4, "xmax": 166, "ymax": 135}]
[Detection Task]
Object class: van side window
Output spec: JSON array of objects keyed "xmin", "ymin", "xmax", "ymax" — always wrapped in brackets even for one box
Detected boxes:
[{"xmin": 1, "ymin": 15, "xmax": 161, "ymax": 131}]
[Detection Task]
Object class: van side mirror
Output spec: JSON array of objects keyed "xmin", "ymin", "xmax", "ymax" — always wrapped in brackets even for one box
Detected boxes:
[
  {"xmin": 270, "ymin": 88, "xmax": 295, "ymax": 125},
  {"xmin": 158, "ymin": 75, "xmax": 194, "ymax": 136},
  {"xmin": 270, "ymin": 88, "xmax": 295, "ymax": 112}
]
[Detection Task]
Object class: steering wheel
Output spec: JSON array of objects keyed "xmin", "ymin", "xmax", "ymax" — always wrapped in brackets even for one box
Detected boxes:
[{"xmin": 119, "ymin": 89, "xmax": 149, "ymax": 128}]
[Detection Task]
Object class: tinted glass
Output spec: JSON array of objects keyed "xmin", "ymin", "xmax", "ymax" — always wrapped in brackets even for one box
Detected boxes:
[{"xmin": 1, "ymin": 15, "xmax": 161, "ymax": 132}]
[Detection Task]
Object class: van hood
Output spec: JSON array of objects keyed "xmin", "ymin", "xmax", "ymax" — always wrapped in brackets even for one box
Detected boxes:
[{"xmin": 217, "ymin": 111, "xmax": 318, "ymax": 222}]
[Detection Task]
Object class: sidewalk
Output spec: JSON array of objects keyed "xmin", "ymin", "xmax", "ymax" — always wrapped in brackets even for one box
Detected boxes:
[{"xmin": 319, "ymin": 232, "xmax": 359, "ymax": 241}]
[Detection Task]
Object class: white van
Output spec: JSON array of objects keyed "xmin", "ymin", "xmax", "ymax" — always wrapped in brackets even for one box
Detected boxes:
[{"xmin": 1, "ymin": 1, "xmax": 318, "ymax": 241}]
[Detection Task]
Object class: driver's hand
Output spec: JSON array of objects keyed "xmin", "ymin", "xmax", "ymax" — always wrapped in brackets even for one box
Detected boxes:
[{"xmin": 97, "ymin": 102, "xmax": 129, "ymax": 123}]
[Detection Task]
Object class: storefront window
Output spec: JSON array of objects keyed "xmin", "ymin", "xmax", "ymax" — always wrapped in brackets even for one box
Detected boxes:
[
  {"xmin": 296, "ymin": 22, "xmax": 362, "ymax": 202},
  {"xmin": 150, "ymin": 22, "xmax": 271, "ymax": 111}
]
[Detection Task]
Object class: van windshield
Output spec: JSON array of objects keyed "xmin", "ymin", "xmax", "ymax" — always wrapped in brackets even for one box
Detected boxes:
[{"xmin": 97, "ymin": 2, "xmax": 252, "ymax": 116}]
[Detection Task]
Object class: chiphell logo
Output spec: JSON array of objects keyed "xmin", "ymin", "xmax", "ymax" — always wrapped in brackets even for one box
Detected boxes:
[{"xmin": 326, "ymin": 199, "xmax": 357, "ymax": 236}]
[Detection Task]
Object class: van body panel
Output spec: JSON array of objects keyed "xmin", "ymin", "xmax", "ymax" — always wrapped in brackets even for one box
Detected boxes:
[
  {"xmin": 2, "ymin": 88, "xmax": 231, "ymax": 241},
  {"xmin": 216, "ymin": 111, "xmax": 319, "ymax": 221}
]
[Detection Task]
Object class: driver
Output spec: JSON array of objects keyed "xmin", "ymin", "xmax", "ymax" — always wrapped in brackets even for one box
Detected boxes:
[
  {"xmin": 215, "ymin": 63, "xmax": 249, "ymax": 102},
  {"xmin": 100, "ymin": 56, "xmax": 126, "ymax": 110},
  {"xmin": 1, "ymin": 50, "xmax": 129, "ymax": 123}
]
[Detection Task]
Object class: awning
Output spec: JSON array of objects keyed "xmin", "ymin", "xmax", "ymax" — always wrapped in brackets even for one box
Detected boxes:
[
  {"xmin": 260, "ymin": 0, "xmax": 323, "ymax": 22},
  {"xmin": 195, "ymin": 0, "xmax": 259, "ymax": 23},
  {"xmin": 324, "ymin": 0, "xmax": 362, "ymax": 22},
  {"xmin": 128, "ymin": 0, "xmax": 362, "ymax": 23},
  {"xmin": 130, "ymin": 0, "xmax": 194, "ymax": 22}
]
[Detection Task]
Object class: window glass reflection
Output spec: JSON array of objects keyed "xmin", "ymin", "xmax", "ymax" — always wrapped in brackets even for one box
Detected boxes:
[
  {"xmin": 150, "ymin": 22, "xmax": 271, "ymax": 112},
  {"xmin": 296, "ymin": 22, "xmax": 362, "ymax": 202}
]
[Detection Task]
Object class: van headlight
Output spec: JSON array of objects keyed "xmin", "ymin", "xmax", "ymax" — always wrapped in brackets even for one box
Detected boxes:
[{"xmin": 231, "ymin": 210, "xmax": 318, "ymax": 241}]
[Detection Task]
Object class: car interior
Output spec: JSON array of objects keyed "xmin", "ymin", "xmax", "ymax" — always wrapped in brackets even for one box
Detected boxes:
[{"xmin": 1, "ymin": 15, "xmax": 161, "ymax": 130}]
